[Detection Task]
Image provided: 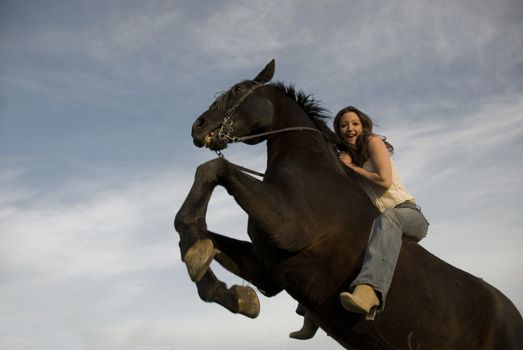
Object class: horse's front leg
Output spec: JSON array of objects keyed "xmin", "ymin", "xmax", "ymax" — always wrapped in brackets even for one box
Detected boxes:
[
  {"xmin": 175, "ymin": 157, "xmax": 282, "ymax": 279},
  {"xmin": 175, "ymin": 158, "xmax": 283, "ymax": 316},
  {"xmin": 175, "ymin": 161, "xmax": 220, "ymax": 283},
  {"xmin": 195, "ymin": 269, "xmax": 261, "ymax": 319},
  {"xmin": 208, "ymin": 230, "xmax": 283, "ymax": 297},
  {"xmin": 191, "ymin": 230, "xmax": 284, "ymax": 319}
]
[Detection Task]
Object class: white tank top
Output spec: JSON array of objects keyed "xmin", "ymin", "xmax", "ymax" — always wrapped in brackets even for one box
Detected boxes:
[{"xmin": 359, "ymin": 158, "xmax": 415, "ymax": 212}]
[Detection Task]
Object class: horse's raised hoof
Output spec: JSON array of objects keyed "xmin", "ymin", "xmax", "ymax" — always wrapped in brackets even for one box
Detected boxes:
[
  {"xmin": 183, "ymin": 239, "xmax": 219, "ymax": 282},
  {"xmin": 232, "ymin": 285, "xmax": 260, "ymax": 319}
]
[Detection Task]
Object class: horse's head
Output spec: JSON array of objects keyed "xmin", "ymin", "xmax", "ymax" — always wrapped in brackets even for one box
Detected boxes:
[{"xmin": 192, "ymin": 60, "xmax": 276, "ymax": 151}]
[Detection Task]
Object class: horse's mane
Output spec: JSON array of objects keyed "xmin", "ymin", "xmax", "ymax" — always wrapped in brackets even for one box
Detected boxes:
[
  {"xmin": 271, "ymin": 82, "xmax": 338, "ymax": 144},
  {"xmin": 271, "ymin": 82, "xmax": 357, "ymax": 178}
]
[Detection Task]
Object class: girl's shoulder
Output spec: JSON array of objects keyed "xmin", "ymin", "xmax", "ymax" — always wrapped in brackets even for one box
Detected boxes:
[
  {"xmin": 367, "ymin": 134, "xmax": 387, "ymax": 147},
  {"xmin": 369, "ymin": 133, "xmax": 393, "ymax": 150},
  {"xmin": 367, "ymin": 134, "xmax": 392, "ymax": 156}
]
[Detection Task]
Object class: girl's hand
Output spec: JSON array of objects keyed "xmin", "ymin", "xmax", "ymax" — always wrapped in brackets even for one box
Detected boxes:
[
  {"xmin": 339, "ymin": 152, "xmax": 354, "ymax": 168},
  {"xmin": 338, "ymin": 137, "xmax": 392, "ymax": 190}
]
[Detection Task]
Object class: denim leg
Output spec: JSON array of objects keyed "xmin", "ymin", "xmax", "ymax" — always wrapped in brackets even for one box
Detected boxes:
[{"xmin": 350, "ymin": 207, "xmax": 428, "ymax": 311}]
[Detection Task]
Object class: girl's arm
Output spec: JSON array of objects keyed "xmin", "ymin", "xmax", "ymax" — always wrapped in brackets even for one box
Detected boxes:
[{"xmin": 339, "ymin": 136, "xmax": 392, "ymax": 190}]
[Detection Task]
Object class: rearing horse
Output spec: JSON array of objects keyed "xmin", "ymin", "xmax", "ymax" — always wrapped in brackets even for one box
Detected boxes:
[{"xmin": 175, "ymin": 60, "xmax": 523, "ymax": 349}]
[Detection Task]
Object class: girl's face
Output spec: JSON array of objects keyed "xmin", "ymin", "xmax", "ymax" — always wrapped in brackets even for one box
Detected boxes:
[{"xmin": 338, "ymin": 112, "xmax": 363, "ymax": 145}]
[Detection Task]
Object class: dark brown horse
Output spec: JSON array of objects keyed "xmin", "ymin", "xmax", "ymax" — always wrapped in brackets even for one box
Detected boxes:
[{"xmin": 175, "ymin": 60, "xmax": 523, "ymax": 349}]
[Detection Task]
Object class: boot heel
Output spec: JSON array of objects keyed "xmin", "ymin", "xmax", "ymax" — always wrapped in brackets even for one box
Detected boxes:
[{"xmin": 365, "ymin": 306, "xmax": 378, "ymax": 321}]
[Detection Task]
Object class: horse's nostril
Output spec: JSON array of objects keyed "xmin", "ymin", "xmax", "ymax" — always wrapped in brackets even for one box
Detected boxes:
[{"xmin": 193, "ymin": 118, "xmax": 205, "ymax": 130}]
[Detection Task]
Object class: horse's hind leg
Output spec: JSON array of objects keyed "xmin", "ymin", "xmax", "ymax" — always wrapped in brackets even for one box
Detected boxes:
[{"xmin": 196, "ymin": 268, "xmax": 260, "ymax": 318}]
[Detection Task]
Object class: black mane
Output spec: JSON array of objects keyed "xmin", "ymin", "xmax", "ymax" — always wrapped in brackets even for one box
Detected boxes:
[{"xmin": 271, "ymin": 81, "xmax": 337, "ymax": 144}]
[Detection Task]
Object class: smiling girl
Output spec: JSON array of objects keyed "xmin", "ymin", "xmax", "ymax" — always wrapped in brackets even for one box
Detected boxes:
[{"xmin": 334, "ymin": 106, "xmax": 429, "ymax": 318}]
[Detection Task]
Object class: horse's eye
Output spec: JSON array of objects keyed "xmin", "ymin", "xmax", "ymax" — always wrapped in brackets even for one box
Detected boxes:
[{"xmin": 232, "ymin": 85, "xmax": 243, "ymax": 94}]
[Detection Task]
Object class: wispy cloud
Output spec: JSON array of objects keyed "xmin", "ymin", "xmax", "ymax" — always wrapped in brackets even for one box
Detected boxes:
[
  {"xmin": 0, "ymin": 164, "xmax": 180, "ymax": 285},
  {"xmin": 387, "ymin": 93, "xmax": 523, "ymax": 185},
  {"xmin": 0, "ymin": 160, "xmax": 187, "ymax": 348},
  {"xmin": 192, "ymin": 1, "xmax": 288, "ymax": 65}
]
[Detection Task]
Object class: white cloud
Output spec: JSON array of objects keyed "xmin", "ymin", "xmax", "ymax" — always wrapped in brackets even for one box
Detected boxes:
[
  {"xmin": 188, "ymin": 0, "xmax": 332, "ymax": 72},
  {"xmin": 0, "ymin": 164, "xmax": 186, "ymax": 281},
  {"xmin": 387, "ymin": 94, "xmax": 523, "ymax": 184},
  {"xmin": 0, "ymin": 337, "xmax": 36, "ymax": 350},
  {"xmin": 4, "ymin": 5, "xmax": 182, "ymax": 65},
  {"xmin": 0, "ymin": 161, "xmax": 184, "ymax": 347},
  {"xmin": 81, "ymin": 294, "xmax": 341, "ymax": 350},
  {"xmin": 82, "ymin": 11, "xmax": 181, "ymax": 63}
]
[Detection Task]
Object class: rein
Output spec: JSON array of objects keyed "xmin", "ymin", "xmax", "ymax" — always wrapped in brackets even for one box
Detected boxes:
[
  {"xmin": 216, "ymin": 127, "xmax": 329, "ymax": 178},
  {"xmin": 226, "ymin": 126, "xmax": 327, "ymax": 143}
]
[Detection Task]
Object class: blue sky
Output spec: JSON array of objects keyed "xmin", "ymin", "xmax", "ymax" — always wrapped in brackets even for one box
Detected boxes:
[{"xmin": 1, "ymin": 0, "xmax": 522, "ymax": 349}]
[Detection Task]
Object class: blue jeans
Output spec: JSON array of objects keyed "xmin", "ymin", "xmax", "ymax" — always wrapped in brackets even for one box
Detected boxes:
[{"xmin": 350, "ymin": 202, "xmax": 429, "ymax": 311}]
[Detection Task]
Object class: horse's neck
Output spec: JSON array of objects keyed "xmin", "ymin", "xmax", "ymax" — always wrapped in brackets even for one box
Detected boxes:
[
  {"xmin": 265, "ymin": 113, "xmax": 343, "ymax": 175},
  {"xmin": 267, "ymin": 135, "xmax": 331, "ymax": 162}
]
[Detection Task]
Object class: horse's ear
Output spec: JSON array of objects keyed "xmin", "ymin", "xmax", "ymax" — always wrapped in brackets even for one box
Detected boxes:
[{"xmin": 253, "ymin": 59, "xmax": 275, "ymax": 84}]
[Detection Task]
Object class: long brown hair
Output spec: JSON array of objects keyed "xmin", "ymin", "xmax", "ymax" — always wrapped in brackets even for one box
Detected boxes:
[{"xmin": 333, "ymin": 106, "xmax": 393, "ymax": 166}]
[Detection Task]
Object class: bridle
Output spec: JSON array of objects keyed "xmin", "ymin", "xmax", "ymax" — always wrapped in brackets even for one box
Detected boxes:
[
  {"xmin": 215, "ymin": 81, "xmax": 327, "ymax": 144},
  {"xmin": 216, "ymin": 81, "xmax": 264, "ymax": 143},
  {"xmin": 211, "ymin": 80, "xmax": 331, "ymax": 177}
]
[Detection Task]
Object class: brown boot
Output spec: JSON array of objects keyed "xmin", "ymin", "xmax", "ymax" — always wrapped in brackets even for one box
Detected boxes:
[
  {"xmin": 289, "ymin": 312, "xmax": 319, "ymax": 340},
  {"xmin": 339, "ymin": 284, "xmax": 379, "ymax": 315}
]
